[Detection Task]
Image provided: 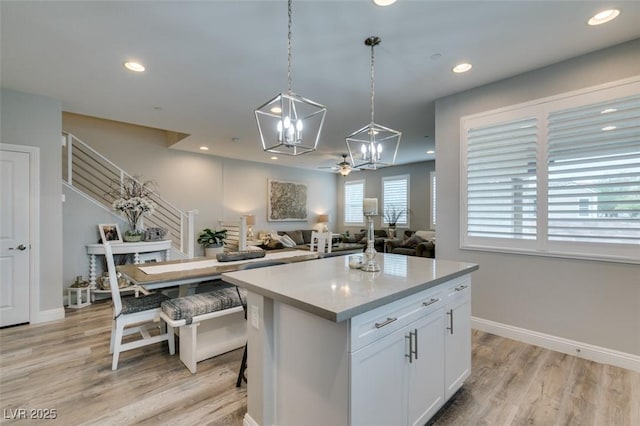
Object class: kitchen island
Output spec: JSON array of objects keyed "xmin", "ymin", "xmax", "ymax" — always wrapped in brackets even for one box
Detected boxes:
[{"xmin": 222, "ymin": 253, "xmax": 478, "ymax": 426}]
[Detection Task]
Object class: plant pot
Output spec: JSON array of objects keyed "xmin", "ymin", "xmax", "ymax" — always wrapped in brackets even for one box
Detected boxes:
[
  {"xmin": 387, "ymin": 226, "xmax": 396, "ymax": 238},
  {"xmin": 205, "ymin": 245, "xmax": 224, "ymax": 257},
  {"xmin": 123, "ymin": 233, "xmax": 143, "ymax": 242}
]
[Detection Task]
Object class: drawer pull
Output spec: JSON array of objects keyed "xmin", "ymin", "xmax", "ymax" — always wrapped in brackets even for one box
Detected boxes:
[
  {"xmin": 375, "ymin": 317, "xmax": 397, "ymax": 329},
  {"xmin": 454, "ymin": 285, "xmax": 468, "ymax": 292},
  {"xmin": 422, "ymin": 298, "xmax": 440, "ymax": 307}
]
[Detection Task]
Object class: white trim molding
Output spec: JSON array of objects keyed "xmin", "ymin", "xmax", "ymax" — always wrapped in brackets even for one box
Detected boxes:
[
  {"xmin": 32, "ymin": 307, "xmax": 65, "ymax": 324},
  {"xmin": 472, "ymin": 316, "xmax": 640, "ymax": 373}
]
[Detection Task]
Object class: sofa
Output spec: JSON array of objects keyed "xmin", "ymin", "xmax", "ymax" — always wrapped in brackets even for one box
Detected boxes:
[
  {"xmin": 342, "ymin": 229, "xmax": 391, "ymax": 252},
  {"xmin": 384, "ymin": 230, "xmax": 436, "ymax": 258}
]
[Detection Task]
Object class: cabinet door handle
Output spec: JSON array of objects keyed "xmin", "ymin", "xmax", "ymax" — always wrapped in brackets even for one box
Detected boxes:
[
  {"xmin": 375, "ymin": 317, "xmax": 397, "ymax": 329},
  {"xmin": 422, "ymin": 298, "xmax": 440, "ymax": 307},
  {"xmin": 413, "ymin": 328, "xmax": 418, "ymax": 360},
  {"xmin": 455, "ymin": 284, "xmax": 468, "ymax": 292},
  {"xmin": 405, "ymin": 333, "xmax": 413, "ymax": 363},
  {"xmin": 446, "ymin": 309, "xmax": 454, "ymax": 334},
  {"xmin": 405, "ymin": 329, "xmax": 418, "ymax": 363}
]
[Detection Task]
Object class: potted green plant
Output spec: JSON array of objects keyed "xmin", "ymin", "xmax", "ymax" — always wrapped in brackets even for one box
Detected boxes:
[{"xmin": 198, "ymin": 228, "xmax": 228, "ymax": 257}]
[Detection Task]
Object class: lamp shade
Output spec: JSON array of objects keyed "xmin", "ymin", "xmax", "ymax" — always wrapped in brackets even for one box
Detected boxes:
[
  {"xmin": 317, "ymin": 214, "xmax": 329, "ymax": 223},
  {"xmin": 245, "ymin": 215, "xmax": 255, "ymax": 226}
]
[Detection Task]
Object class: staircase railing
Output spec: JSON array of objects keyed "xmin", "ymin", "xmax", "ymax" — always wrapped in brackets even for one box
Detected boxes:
[{"xmin": 62, "ymin": 132, "xmax": 196, "ymax": 257}]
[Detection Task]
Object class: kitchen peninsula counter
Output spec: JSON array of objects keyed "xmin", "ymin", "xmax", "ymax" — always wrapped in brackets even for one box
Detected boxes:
[{"xmin": 222, "ymin": 254, "xmax": 478, "ymax": 426}]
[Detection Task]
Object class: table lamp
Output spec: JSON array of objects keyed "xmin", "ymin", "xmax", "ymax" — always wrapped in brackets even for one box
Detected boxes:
[
  {"xmin": 317, "ymin": 214, "xmax": 329, "ymax": 232},
  {"xmin": 246, "ymin": 215, "xmax": 255, "ymax": 240}
]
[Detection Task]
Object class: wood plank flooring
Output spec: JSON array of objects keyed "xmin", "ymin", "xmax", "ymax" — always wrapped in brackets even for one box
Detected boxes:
[{"xmin": 1, "ymin": 301, "xmax": 638, "ymax": 425}]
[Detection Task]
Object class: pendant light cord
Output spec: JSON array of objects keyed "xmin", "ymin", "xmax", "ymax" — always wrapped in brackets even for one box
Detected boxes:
[
  {"xmin": 287, "ymin": 0, "xmax": 293, "ymax": 95},
  {"xmin": 370, "ymin": 40, "xmax": 375, "ymax": 125}
]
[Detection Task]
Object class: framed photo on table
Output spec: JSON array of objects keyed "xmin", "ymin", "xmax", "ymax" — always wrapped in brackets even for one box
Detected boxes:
[{"xmin": 99, "ymin": 223, "xmax": 122, "ymax": 243}]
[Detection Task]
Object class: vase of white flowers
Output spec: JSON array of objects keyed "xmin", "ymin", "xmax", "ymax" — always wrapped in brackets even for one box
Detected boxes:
[{"xmin": 109, "ymin": 176, "xmax": 157, "ymax": 242}]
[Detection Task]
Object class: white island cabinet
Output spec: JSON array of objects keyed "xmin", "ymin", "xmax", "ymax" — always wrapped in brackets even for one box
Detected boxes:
[{"xmin": 222, "ymin": 254, "xmax": 478, "ymax": 426}]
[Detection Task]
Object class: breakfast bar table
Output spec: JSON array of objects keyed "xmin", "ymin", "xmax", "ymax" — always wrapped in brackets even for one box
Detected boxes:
[
  {"xmin": 118, "ymin": 250, "xmax": 319, "ymax": 293},
  {"xmin": 222, "ymin": 254, "xmax": 479, "ymax": 426}
]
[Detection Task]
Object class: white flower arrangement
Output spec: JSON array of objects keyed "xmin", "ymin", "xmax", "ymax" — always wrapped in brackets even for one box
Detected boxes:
[{"xmin": 108, "ymin": 176, "xmax": 157, "ymax": 235}]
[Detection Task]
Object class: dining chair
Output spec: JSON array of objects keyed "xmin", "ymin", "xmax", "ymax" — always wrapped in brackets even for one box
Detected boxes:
[
  {"xmin": 104, "ymin": 242, "xmax": 175, "ymax": 370},
  {"xmin": 310, "ymin": 231, "xmax": 332, "ymax": 254},
  {"xmin": 235, "ymin": 260, "xmax": 287, "ymax": 387}
]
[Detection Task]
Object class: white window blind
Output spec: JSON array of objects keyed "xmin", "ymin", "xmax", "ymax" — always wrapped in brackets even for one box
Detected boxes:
[
  {"xmin": 547, "ymin": 94, "xmax": 640, "ymax": 244},
  {"xmin": 344, "ymin": 180, "xmax": 365, "ymax": 225},
  {"xmin": 382, "ymin": 175, "xmax": 409, "ymax": 226},
  {"xmin": 462, "ymin": 78, "xmax": 640, "ymax": 263},
  {"xmin": 430, "ymin": 171, "xmax": 436, "ymax": 229},
  {"xmin": 466, "ymin": 117, "xmax": 538, "ymax": 240}
]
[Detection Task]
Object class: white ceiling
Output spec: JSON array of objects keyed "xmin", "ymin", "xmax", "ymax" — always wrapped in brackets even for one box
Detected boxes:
[{"xmin": 2, "ymin": 1, "xmax": 639, "ymax": 172}]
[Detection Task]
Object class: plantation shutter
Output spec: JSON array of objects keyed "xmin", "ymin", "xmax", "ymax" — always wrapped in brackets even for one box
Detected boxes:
[
  {"xmin": 382, "ymin": 175, "xmax": 409, "ymax": 226},
  {"xmin": 344, "ymin": 180, "xmax": 365, "ymax": 225},
  {"xmin": 466, "ymin": 117, "xmax": 538, "ymax": 240},
  {"xmin": 547, "ymin": 94, "xmax": 640, "ymax": 244},
  {"xmin": 430, "ymin": 171, "xmax": 436, "ymax": 229}
]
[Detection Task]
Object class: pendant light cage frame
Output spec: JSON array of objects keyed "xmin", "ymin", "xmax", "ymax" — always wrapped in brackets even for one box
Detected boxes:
[
  {"xmin": 346, "ymin": 36, "xmax": 401, "ymax": 170},
  {"xmin": 255, "ymin": 0, "xmax": 326, "ymax": 156}
]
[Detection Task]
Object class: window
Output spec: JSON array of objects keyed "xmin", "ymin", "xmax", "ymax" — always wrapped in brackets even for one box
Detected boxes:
[
  {"xmin": 462, "ymin": 78, "xmax": 639, "ymax": 263},
  {"xmin": 430, "ymin": 171, "xmax": 436, "ymax": 230},
  {"xmin": 382, "ymin": 175, "xmax": 409, "ymax": 227},
  {"xmin": 344, "ymin": 180, "xmax": 365, "ymax": 226}
]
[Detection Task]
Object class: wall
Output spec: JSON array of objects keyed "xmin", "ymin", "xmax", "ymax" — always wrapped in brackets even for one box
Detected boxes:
[
  {"xmin": 62, "ymin": 113, "xmax": 338, "ymax": 285},
  {"xmin": 1, "ymin": 88, "xmax": 63, "ymax": 320},
  {"xmin": 336, "ymin": 161, "xmax": 435, "ymax": 234},
  {"xmin": 435, "ymin": 39, "xmax": 640, "ymax": 357}
]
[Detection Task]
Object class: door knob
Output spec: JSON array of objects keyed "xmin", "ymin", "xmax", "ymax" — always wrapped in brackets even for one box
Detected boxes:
[{"xmin": 10, "ymin": 244, "xmax": 27, "ymax": 251}]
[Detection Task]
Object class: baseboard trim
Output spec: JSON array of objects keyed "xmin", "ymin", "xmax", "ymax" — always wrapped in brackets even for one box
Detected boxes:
[
  {"xmin": 472, "ymin": 316, "xmax": 640, "ymax": 373},
  {"xmin": 32, "ymin": 307, "xmax": 65, "ymax": 324},
  {"xmin": 243, "ymin": 413, "xmax": 259, "ymax": 426}
]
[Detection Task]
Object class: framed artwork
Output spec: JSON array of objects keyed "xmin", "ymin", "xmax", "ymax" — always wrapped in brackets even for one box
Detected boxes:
[
  {"xmin": 268, "ymin": 179, "xmax": 308, "ymax": 221},
  {"xmin": 99, "ymin": 223, "xmax": 122, "ymax": 243}
]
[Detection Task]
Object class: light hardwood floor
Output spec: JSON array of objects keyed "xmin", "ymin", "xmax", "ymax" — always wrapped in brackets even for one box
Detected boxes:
[{"xmin": 1, "ymin": 301, "xmax": 638, "ymax": 425}]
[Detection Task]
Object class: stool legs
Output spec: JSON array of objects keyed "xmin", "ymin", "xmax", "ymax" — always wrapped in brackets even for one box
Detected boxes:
[{"xmin": 236, "ymin": 344, "xmax": 248, "ymax": 387}]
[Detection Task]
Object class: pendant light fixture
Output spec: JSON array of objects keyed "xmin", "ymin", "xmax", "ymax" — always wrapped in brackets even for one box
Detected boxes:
[
  {"xmin": 255, "ymin": 0, "xmax": 327, "ymax": 156},
  {"xmin": 346, "ymin": 36, "xmax": 401, "ymax": 169}
]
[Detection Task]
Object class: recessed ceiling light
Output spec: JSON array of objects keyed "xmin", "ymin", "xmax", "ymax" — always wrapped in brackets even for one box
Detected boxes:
[
  {"xmin": 372, "ymin": 0, "xmax": 397, "ymax": 6},
  {"xmin": 270, "ymin": 106, "xmax": 282, "ymax": 114},
  {"xmin": 452, "ymin": 63, "xmax": 472, "ymax": 73},
  {"xmin": 588, "ymin": 9, "xmax": 620, "ymax": 26},
  {"xmin": 123, "ymin": 61, "xmax": 145, "ymax": 72},
  {"xmin": 601, "ymin": 108, "xmax": 617, "ymax": 114},
  {"xmin": 199, "ymin": 146, "xmax": 209, "ymax": 151},
  {"xmin": 426, "ymin": 150, "xmax": 435, "ymax": 154},
  {"xmin": 270, "ymin": 156, "xmax": 278, "ymax": 160},
  {"xmin": 602, "ymin": 126, "xmax": 617, "ymax": 131}
]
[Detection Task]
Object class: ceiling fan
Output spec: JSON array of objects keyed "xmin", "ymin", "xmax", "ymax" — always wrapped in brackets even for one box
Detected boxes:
[{"xmin": 336, "ymin": 154, "xmax": 353, "ymax": 176}]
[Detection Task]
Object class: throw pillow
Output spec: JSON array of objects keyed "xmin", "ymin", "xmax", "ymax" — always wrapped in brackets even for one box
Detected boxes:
[
  {"xmin": 401, "ymin": 235, "xmax": 426, "ymax": 248},
  {"xmin": 415, "ymin": 230, "xmax": 435, "ymax": 241},
  {"xmin": 279, "ymin": 234, "xmax": 297, "ymax": 248},
  {"xmin": 285, "ymin": 230, "xmax": 305, "ymax": 245}
]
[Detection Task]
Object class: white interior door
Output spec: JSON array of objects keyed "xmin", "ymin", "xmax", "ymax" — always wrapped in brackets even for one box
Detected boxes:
[{"xmin": 0, "ymin": 149, "xmax": 31, "ymax": 326}]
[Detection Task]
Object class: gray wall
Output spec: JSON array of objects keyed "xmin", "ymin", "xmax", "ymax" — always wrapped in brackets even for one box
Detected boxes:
[
  {"xmin": 62, "ymin": 113, "xmax": 338, "ymax": 286},
  {"xmin": 336, "ymin": 161, "xmax": 435, "ymax": 234},
  {"xmin": 435, "ymin": 39, "xmax": 640, "ymax": 356},
  {"xmin": 1, "ymin": 88, "xmax": 63, "ymax": 317}
]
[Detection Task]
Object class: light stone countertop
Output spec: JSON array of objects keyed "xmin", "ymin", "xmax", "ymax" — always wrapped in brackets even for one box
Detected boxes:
[{"xmin": 222, "ymin": 254, "xmax": 479, "ymax": 322}]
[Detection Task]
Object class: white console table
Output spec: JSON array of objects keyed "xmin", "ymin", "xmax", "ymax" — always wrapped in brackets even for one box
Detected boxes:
[{"xmin": 86, "ymin": 240, "xmax": 172, "ymax": 289}]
